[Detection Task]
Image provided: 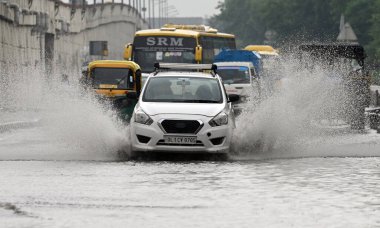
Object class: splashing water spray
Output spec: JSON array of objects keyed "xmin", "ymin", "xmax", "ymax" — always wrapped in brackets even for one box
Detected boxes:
[
  {"xmin": 0, "ymin": 65, "xmax": 130, "ymax": 161},
  {"xmin": 0, "ymin": 49, "xmax": 378, "ymax": 161},
  {"xmin": 231, "ymin": 49, "xmax": 379, "ymax": 160}
]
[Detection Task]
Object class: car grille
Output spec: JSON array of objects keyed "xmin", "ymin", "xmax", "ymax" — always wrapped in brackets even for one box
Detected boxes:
[
  {"xmin": 156, "ymin": 140, "xmax": 204, "ymax": 147},
  {"xmin": 160, "ymin": 120, "xmax": 202, "ymax": 134}
]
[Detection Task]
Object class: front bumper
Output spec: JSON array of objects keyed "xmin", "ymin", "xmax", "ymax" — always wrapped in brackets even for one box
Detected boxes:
[{"xmin": 130, "ymin": 114, "xmax": 232, "ymax": 154}]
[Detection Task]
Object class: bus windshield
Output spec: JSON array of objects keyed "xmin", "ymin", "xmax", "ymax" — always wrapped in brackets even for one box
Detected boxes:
[
  {"xmin": 134, "ymin": 51, "xmax": 195, "ymax": 72},
  {"xmin": 217, "ymin": 66, "xmax": 251, "ymax": 84},
  {"xmin": 92, "ymin": 68, "xmax": 132, "ymax": 89},
  {"xmin": 133, "ymin": 36, "xmax": 197, "ymax": 72}
]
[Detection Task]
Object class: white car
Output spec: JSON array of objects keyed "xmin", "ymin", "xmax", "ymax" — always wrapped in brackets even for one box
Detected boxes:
[
  {"xmin": 129, "ymin": 63, "xmax": 238, "ymax": 157},
  {"xmin": 214, "ymin": 62, "xmax": 261, "ymax": 114}
]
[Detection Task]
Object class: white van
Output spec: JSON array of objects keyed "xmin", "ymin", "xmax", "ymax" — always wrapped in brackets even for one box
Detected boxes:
[{"xmin": 214, "ymin": 62, "xmax": 261, "ymax": 114}]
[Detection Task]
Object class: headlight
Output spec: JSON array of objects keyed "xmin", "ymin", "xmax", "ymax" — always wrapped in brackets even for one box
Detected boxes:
[
  {"xmin": 134, "ymin": 110, "xmax": 153, "ymax": 125},
  {"xmin": 209, "ymin": 112, "xmax": 228, "ymax": 127}
]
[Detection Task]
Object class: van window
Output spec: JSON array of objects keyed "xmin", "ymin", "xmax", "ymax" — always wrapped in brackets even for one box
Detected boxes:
[{"xmin": 217, "ymin": 66, "xmax": 250, "ymax": 84}]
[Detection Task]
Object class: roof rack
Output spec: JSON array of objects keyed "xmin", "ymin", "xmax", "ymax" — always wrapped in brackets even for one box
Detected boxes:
[{"xmin": 153, "ymin": 63, "xmax": 217, "ymax": 75}]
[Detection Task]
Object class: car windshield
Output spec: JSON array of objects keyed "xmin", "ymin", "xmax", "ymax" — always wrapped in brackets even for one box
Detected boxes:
[
  {"xmin": 217, "ymin": 66, "xmax": 251, "ymax": 84},
  {"xmin": 142, "ymin": 76, "xmax": 223, "ymax": 103},
  {"xmin": 92, "ymin": 68, "xmax": 133, "ymax": 89}
]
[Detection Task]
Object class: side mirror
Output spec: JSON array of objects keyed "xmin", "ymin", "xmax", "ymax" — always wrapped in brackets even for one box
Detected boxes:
[
  {"xmin": 195, "ymin": 45, "xmax": 202, "ymax": 63},
  {"xmin": 123, "ymin": 43, "xmax": 133, "ymax": 60},
  {"xmin": 228, "ymin": 94, "xmax": 240, "ymax": 103},
  {"xmin": 126, "ymin": 91, "xmax": 138, "ymax": 100}
]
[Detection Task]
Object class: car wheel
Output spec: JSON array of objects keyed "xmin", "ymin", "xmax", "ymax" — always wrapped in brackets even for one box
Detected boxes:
[{"xmin": 117, "ymin": 149, "xmax": 128, "ymax": 161}]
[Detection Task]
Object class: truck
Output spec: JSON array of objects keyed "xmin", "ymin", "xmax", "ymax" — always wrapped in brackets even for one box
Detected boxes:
[{"xmin": 214, "ymin": 49, "xmax": 262, "ymax": 76}]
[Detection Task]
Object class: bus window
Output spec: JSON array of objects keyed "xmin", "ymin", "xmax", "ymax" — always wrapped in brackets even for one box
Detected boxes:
[
  {"xmin": 200, "ymin": 36, "xmax": 236, "ymax": 64},
  {"xmin": 199, "ymin": 36, "xmax": 214, "ymax": 64}
]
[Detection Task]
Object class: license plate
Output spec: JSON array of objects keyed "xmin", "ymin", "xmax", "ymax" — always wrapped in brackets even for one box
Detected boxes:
[
  {"xmin": 99, "ymin": 84, "xmax": 118, "ymax": 89},
  {"xmin": 164, "ymin": 136, "xmax": 197, "ymax": 144}
]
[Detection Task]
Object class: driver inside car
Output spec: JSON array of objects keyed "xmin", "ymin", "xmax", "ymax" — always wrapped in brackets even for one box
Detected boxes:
[{"xmin": 146, "ymin": 79, "xmax": 173, "ymax": 99}]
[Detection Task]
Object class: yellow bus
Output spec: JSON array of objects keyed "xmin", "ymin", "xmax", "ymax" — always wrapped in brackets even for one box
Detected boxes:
[
  {"xmin": 244, "ymin": 45, "xmax": 279, "ymax": 56},
  {"xmin": 124, "ymin": 24, "xmax": 236, "ymax": 73}
]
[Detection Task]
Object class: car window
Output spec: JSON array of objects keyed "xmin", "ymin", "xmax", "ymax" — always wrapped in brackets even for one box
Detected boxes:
[
  {"xmin": 143, "ymin": 76, "xmax": 223, "ymax": 103},
  {"xmin": 217, "ymin": 66, "xmax": 250, "ymax": 84}
]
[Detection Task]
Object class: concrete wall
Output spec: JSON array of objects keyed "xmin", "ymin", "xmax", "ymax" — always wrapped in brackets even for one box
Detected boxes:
[{"xmin": 0, "ymin": 0, "xmax": 148, "ymax": 78}]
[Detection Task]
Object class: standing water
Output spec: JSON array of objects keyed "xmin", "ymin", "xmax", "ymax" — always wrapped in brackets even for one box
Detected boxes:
[{"xmin": 0, "ymin": 57, "xmax": 379, "ymax": 227}]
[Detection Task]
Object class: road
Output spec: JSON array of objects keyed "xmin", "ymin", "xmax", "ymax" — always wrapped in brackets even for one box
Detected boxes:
[
  {"xmin": 1, "ymin": 61, "xmax": 380, "ymax": 227},
  {"xmin": 1, "ymin": 107, "xmax": 380, "ymax": 227},
  {"xmin": 1, "ymin": 159, "xmax": 380, "ymax": 228}
]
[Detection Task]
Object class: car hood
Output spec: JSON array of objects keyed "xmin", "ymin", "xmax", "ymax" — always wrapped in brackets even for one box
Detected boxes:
[{"xmin": 138, "ymin": 102, "xmax": 225, "ymax": 117}]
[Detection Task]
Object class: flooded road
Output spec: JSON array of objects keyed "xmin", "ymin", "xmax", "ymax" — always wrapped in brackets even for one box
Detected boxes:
[
  {"xmin": 0, "ymin": 159, "xmax": 379, "ymax": 228},
  {"xmin": 1, "ymin": 57, "xmax": 380, "ymax": 227}
]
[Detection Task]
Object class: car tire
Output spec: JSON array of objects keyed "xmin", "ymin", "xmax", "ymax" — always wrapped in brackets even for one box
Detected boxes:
[{"xmin": 117, "ymin": 149, "xmax": 128, "ymax": 161}]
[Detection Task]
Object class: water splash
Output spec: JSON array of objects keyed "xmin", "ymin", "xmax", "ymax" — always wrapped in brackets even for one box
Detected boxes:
[
  {"xmin": 232, "ymin": 53, "xmax": 380, "ymax": 159},
  {"xmin": 0, "ymin": 66, "xmax": 129, "ymax": 161},
  {"xmin": 1, "ymin": 55, "xmax": 379, "ymax": 161}
]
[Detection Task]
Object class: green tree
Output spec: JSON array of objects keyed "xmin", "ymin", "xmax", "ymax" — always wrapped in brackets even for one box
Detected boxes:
[
  {"xmin": 368, "ymin": 0, "xmax": 380, "ymax": 61},
  {"xmin": 210, "ymin": 0, "xmax": 266, "ymax": 47},
  {"xmin": 211, "ymin": 0, "xmax": 343, "ymax": 46},
  {"xmin": 210, "ymin": 0, "xmax": 379, "ymax": 65},
  {"xmin": 344, "ymin": 0, "xmax": 375, "ymax": 47}
]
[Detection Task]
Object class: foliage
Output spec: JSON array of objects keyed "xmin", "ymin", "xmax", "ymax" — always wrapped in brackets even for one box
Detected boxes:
[
  {"xmin": 210, "ymin": 0, "xmax": 380, "ymax": 64},
  {"xmin": 368, "ymin": 0, "xmax": 380, "ymax": 62}
]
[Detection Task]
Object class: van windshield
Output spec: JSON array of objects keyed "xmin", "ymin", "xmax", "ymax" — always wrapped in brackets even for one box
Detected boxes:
[
  {"xmin": 143, "ymin": 77, "xmax": 223, "ymax": 103},
  {"xmin": 92, "ymin": 68, "xmax": 132, "ymax": 89},
  {"xmin": 217, "ymin": 66, "xmax": 251, "ymax": 84}
]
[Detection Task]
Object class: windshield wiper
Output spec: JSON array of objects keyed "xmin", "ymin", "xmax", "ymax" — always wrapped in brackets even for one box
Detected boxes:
[
  {"xmin": 181, "ymin": 100, "xmax": 220, "ymax": 103},
  {"xmin": 145, "ymin": 99, "xmax": 220, "ymax": 103}
]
